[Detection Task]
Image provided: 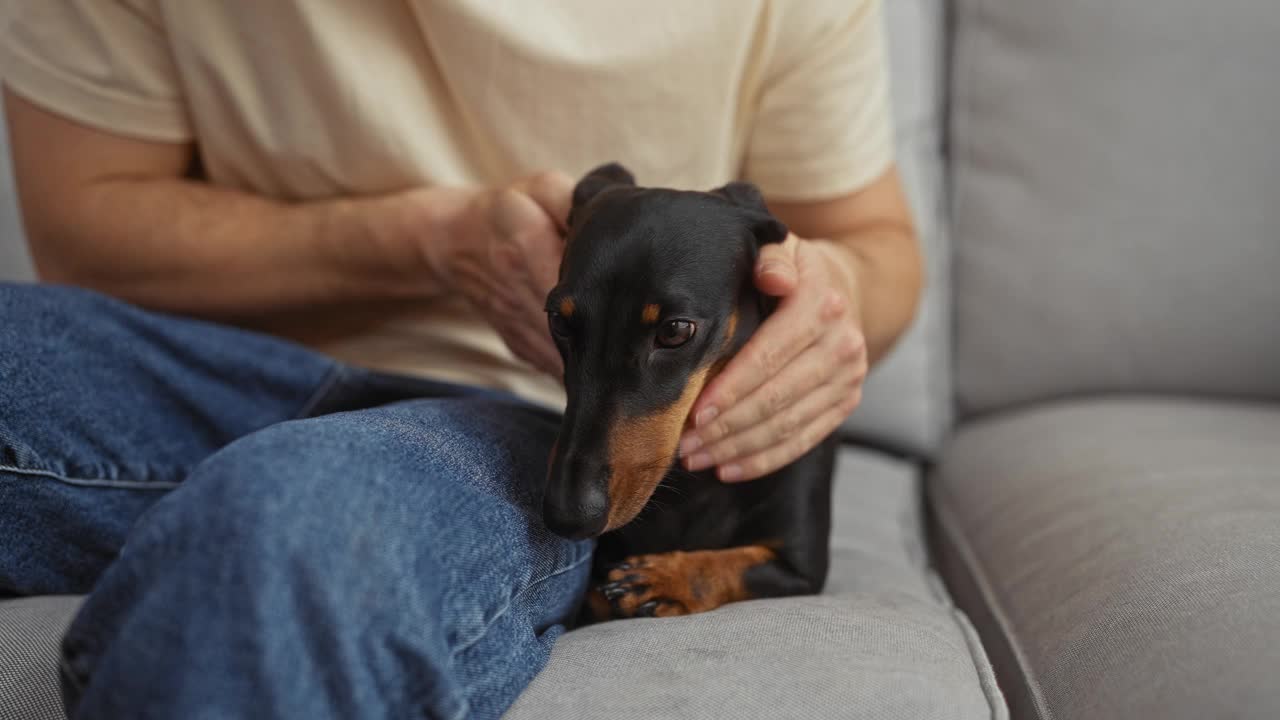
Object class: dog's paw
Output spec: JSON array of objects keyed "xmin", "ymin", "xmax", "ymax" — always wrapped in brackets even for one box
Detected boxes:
[
  {"xmin": 593, "ymin": 545, "xmax": 778, "ymax": 620},
  {"xmin": 597, "ymin": 554, "xmax": 695, "ymax": 619}
]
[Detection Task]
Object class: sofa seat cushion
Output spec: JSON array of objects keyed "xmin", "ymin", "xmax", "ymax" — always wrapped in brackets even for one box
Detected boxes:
[
  {"xmin": 506, "ymin": 446, "xmax": 1006, "ymax": 720},
  {"xmin": 0, "ymin": 595, "xmax": 81, "ymax": 720},
  {"xmin": 930, "ymin": 397, "xmax": 1280, "ymax": 720},
  {"xmin": 1, "ymin": 449, "xmax": 1006, "ymax": 719}
]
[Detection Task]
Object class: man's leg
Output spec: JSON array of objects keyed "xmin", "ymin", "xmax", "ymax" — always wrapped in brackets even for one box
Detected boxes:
[
  {"xmin": 61, "ymin": 394, "xmax": 591, "ymax": 720},
  {"xmin": 0, "ymin": 283, "xmax": 341, "ymax": 595}
]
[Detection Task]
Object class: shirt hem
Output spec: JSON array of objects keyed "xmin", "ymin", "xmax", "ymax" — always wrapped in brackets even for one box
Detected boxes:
[{"xmin": 0, "ymin": 38, "xmax": 191, "ymax": 143}]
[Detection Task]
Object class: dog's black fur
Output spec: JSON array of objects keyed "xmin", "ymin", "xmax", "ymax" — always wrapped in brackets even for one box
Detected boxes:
[{"xmin": 543, "ymin": 163, "xmax": 835, "ymax": 620}]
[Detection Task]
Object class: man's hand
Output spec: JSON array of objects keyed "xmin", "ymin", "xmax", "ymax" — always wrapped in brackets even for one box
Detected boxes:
[
  {"xmin": 676, "ymin": 166, "xmax": 923, "ymax": 483},
  {"xmin": 677, "ymin": 235, "xmax": 868, "ymax": 482},
  {"xmin": 420, "ymin": 171, "xmax": 574, "ymax": 379}
]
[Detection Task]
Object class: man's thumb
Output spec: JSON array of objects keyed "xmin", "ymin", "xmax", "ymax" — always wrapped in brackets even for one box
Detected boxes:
[{"xmin": 754, "ymin": 235, "xmax": 799, "ymax": 296}]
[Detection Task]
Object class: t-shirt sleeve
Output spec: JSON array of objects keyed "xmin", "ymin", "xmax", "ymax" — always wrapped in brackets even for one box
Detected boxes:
[
  {"xmin": 0, "ymin": 0, "xmax": 191, "ymax": 141},
  {"xmin": 743, "ymin": 0, "xmax": 894, "ymax": 202}
]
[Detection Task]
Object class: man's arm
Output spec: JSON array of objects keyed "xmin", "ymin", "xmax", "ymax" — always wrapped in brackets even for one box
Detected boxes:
[
  {"xmin": 769, "ymin": 165, "xmax": 922, "ymax": 366},
  {"xmin": 679, "ymin": 165, "xmax": 923, "ymax": 481},
  {"xmin": 6, "ymin": 88, "xmax": 453, "ymax": 318},
  {"xmin": 5, "ymin": 88, "xmax": 571, "ymax": 374}
]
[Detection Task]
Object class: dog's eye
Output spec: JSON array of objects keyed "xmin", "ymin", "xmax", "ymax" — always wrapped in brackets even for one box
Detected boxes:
[
  {"xmin": 656, "ymin": 319, "xmax": 696, "ymax": 348},
  {"xmin": 548, "ymin": 312, "xmax": 571, "ymax": 338}
]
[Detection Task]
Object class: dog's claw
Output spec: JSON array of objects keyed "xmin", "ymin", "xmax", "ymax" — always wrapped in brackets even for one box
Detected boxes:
[
  {"xmin": 635, "ymin": 601, "xmax": 659, "ymax": 617},
  {"xmin": 599, "ymin": 576, "xmax": 640, "ymax": 594}
]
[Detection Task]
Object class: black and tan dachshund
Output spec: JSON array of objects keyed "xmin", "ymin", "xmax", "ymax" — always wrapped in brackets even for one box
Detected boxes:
[{"xmin": 542, "ymin": 163, "xmax": 836, "ymax": 621}]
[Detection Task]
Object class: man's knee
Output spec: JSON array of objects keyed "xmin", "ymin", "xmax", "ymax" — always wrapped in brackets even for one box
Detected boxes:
[
  {"xmin": 63, "ymin": 400, "xmax": 589, "ymax": 719},
  {"xmin": 150, "ymin": 406, "xmax": 582, "ymax": 579}
]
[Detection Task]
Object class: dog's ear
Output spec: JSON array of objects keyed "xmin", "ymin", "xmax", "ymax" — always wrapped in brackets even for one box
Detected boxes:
[
  {"xmin": 712, "ymin": 181, "xmax": 789, "ymax": 246},
  {"xmin": 570, "ymin": 163, "xmax": 636, "ymax": 227}
]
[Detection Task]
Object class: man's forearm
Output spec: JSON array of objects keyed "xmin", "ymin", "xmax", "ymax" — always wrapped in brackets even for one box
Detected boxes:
[
  {"xmin": 29, "ymin": 176, "xmax": 465, "ymax": 320},
  {"xmin": 769, "ymin": 167, "xmax": 924, "ymax": 367},
  {"xmin": 819, "ymin": 222, "xmax": 923, "ymax": 365}
]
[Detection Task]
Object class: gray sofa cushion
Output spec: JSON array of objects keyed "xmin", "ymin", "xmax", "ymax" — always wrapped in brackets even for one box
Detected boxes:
[
  {"xmin": 842, "ymin": 0, "xmax": 951, "ymax": 457},
  {"xmin": 949, "ymin": 0, "xmax": 1280, "ymax": 415},
  {"xmin": 507, "ymin": 446, "xmax": 1006, "ymax": 720},
  {"xmin": 930, "ymin": 398, "xmax": 1280, "ymax": 720},
  {"xmin": 0, "ymin": 596, "xmax": 80, "ymax": 720},
  {"xmin": 0, "ymin": 90, "xmax": 35, "ymax": 283},
  {"xmin": 2, "ymin": 448, "xmax": 1004, "ymax": 720}
]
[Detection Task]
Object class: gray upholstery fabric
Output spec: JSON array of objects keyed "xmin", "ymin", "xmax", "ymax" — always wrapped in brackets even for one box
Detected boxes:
[
  {"xmin": 0, "ymin": 89, "xmax": 34, "ymax": 282},
  {"xmin": 0, "ymin": 449, "xmax": 1004, "ymax": 720},
  {"xmin": 841, "ymin": 0, "xmax": 951, "ymax": 457},
  {"xmin": 506, "ymin": 446, "xmax": 1006, "ymax": 720},
  {"xmin": 0, "ymin": 596, "xmax": 79, "ymax": 720},
  {"xmin": 950, "ymin": 0, "xmax": 1280, "ymax": 415},
  {"xmin": 930, "ymin": 398, "xmax": 1280, "ymax": 720}
]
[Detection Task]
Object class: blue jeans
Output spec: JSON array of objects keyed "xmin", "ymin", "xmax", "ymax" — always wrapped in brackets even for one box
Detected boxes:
[{"xmin": 0, "ymin": 283, "xmax": 592, "ymax": 720}]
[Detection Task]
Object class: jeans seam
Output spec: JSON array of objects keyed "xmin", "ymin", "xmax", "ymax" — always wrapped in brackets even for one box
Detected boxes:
[
  {"xmin": 449, "ymin": 548, "xmax": 592, "ymax": 660},
  {"xmin": 440, "ymin": 701, "xmax": 469, "ymax": 720},
  {"xmin": 292, "ymin": 364, "xmax": 347, "ymax": 419},
  {"xmin": 0, "ymin": 464, "xmax": 182, "ymax": 490},
  {"xmin": 57, "ymin": 651, "xmax": 84, "ymax": 696}
]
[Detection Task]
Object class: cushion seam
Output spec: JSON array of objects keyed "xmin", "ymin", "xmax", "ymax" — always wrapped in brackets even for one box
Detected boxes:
[
  {"xmin": 947, "ymin": 0, "xmax": 983, "ymax": 420},
  {"xmin": 935, "ymin": 484, "xmax": 1055, "ymax": 720},
  {"xmin": 922, "ymin": 570, "xmax": 1010, "ymax": 719},
  {"xmin": 949, "ymin": 603, "xmax": 1011, "ymax": 720}
]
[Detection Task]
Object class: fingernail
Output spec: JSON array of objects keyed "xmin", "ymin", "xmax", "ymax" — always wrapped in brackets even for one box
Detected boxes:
[
  {"xmin": 719, "ymin": 464, "xmax": 743, "ymax": 482},
  {"xmin": 678, "ymin": 434, "xmax": 702, "ymax": 456},
  {"xmin": 695, "ymin": 406, "xmax": 718, "ymax": 428},
  {"xmin": 685, "ymin": 452, "xmax": 713, "ymax": 472},
  {"xmin": 758, "ymin": 262, "xmax": 781, "ymax": 277}
]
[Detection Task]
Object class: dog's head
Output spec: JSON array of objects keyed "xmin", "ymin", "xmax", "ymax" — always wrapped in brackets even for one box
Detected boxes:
[{"xmin": 542, "ymin": 163, "xmax": 788, "ymax": 539}]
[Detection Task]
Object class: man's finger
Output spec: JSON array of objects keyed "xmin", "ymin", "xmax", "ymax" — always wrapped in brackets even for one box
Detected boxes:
[
  {"xmin": 518, "ymin": 171, "xmax": 575, "ymax": 232},
  {"xmin": 754, "ymin": 234, "xmax": 800, "ymax": 297},
  {"xmin": 690, "ymin": 290, "xmax": 824, "ymax": 431},
  {"xmin": 490, "ymin": 187, "xmax": 563, "ymax": 293},
  {"xmin": 683, "ymin": 374, "xmax": 846, "ymax": 472},
  {"xmin": 718, "ymin": 401, "xmax": 852, "ymax": 483},
  {"xmin": 523, "ymin": 228, "xmax": 567, "ymax": 295},
  {"xmin": 680, "ymin": 337, "xmax": 836, "ymax": 455}
]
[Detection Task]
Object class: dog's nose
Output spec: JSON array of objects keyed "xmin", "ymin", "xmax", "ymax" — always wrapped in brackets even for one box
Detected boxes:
[{"xmin": 543, "ymin": 457, "xmax": 609, "ymax": 540}]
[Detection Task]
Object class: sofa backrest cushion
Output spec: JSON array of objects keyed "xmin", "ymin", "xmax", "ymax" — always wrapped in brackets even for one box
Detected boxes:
[
  {"xmin": 949, "ymin": 0, "xmax": 1280, "ymax": 416},
  {"xmin": 0, "ymin": 93, "xmax": 34, "ymax": 282}
]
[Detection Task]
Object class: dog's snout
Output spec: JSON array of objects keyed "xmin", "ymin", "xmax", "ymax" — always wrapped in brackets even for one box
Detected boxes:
[{"xmin": 543, "ymin": 453, "xmax": 609, "ymax": 540}]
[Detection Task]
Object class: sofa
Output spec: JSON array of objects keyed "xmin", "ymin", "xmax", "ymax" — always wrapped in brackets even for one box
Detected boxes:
[{"xmin": 3, "ymin": 0, "xmax": 1278, "ymax": 718}]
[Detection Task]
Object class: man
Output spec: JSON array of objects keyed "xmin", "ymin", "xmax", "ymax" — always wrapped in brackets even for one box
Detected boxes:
[{"xmin": 0, "ymin": 1, "xmax": 921, "ymax": 717}]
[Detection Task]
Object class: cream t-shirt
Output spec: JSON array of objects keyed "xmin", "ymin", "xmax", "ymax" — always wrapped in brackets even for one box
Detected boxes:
[{"xmin": 1, "ymin": 0, "xmax": 893, "ymax": 412}]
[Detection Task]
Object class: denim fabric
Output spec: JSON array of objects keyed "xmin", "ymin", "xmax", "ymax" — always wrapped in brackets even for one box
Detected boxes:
[{"xmin": 0, "ymin": 284, "xmax": 591, "ymax": 720}]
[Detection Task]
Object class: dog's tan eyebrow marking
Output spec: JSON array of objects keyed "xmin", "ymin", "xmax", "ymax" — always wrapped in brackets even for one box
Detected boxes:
[
  {"xmin": 641, "ymin": 304, "xmax": 661, "ymax": 325},
  {"xmin": 559, "ymin": 297, "xmax": 576, "ymax": 317}
]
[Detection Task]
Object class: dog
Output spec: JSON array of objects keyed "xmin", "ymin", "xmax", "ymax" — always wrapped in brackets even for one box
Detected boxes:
[{"xmin": 541, "ymin": 163, "xmax": 836, "ymax": 621}]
